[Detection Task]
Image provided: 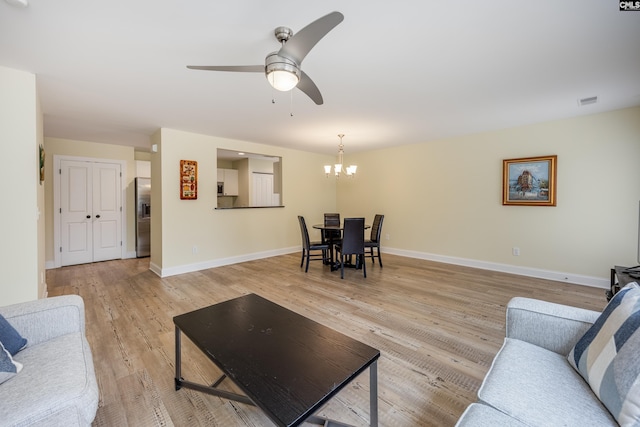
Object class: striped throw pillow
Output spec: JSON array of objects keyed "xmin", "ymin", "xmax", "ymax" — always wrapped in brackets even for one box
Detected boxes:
[
  {"xmin": 568, "ymin": 282, "xmax": 640, "ymax": 426},
  {"xmin": 0, "ymin": 341, "xmax": 23, "ymax": 385}
]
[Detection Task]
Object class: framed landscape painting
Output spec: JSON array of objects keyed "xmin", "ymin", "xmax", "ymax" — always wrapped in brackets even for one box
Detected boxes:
[{"xmin": 502, "ymin": 155, "xmax": 557, "ymax": 206}]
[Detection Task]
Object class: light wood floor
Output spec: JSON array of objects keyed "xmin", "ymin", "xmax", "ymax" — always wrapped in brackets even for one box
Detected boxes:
[{"xmin": 46, "ymin": 253, "xmax": 607, "ymax": 427}]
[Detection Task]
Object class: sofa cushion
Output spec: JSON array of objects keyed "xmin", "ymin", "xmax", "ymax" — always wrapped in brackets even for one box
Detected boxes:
[
  {"xmin": 0, "ymin": 341, "xmax": 23, "ymax": 385},
  {"xmin": 0, "ymin": 331, "xmax": 99, "ymax": 425},
  {"xmin": 455, "ymin": 403, "xmax": 528, "ymax": 427},
  {"xmin": 0, "ymin": 313, "xmax": 27, "ymax": 355},
  {"xmin": 568, "ymin": 282, "xmax": 640, "ymax": 426},
  {"xmin": 478, "ymin": 338, "xmax": 617, "ymax": 426}
]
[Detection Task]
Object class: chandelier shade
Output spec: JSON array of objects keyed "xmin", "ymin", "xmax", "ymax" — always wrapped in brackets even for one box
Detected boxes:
[{"xmin": 324, "ymin": 134, "xmax": 357, "ymax": 178}]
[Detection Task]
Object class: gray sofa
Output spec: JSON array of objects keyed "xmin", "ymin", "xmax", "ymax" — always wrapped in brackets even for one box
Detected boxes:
[
  {"xmin": 0, "ymin": 295, "xmax": 99, "ymax": 426},
  {"xmin": 456, "ymin": 296, "xmax": 618, "ymax": 426}
]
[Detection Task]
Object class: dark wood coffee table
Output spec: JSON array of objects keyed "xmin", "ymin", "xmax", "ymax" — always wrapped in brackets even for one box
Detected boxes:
[{"xmin": 174, "ymin": 293, "xmax": 380, "ymax": 427}]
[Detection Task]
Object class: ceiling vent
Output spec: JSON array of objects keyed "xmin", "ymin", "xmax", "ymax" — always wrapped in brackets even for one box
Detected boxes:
[
  {"xmin": 578, "ymin": 96, "xmax": 598, "ymax": 106},
  {"xmin": 4, "ymin": 0, "xmax": 28, "ymax": 7}
]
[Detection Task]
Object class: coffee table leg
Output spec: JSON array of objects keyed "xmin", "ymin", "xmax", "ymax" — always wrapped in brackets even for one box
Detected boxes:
[
  {"xmin": 175, "ymin": 326, "xmax": 182, "ymax": 390},
  {"xmin": 370, "ymin": 360, "xmax": 378, "ymax": 427},
  {"xmin": 173, "ymin": 325, "xmax": 255, "ymax": 405}
]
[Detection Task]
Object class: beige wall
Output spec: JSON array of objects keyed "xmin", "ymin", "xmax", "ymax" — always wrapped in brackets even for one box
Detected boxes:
[
  {"xmin": 42, "ymin": 108, "xmax": 639, "ymax": 287},
  {"xmin": 36, "ymin": 83, "xmax": 45, "ymax": 299},
  {"xmin": 4, "ymin": 60, "xmax": 638, "ymax": 293},
  {"xmin": 235, "ymin": 158, "xmax": 250, "ymax": 208},
  {"xmin": 0, "ymin": 66, "xmax": 42, "ymax": 304},
  {"xmin": 339, "ymin": 107, "xmax": 640, "ymax": 286},
  {"xmin": 43, "ymin": 138, "xmax": 137, "ymax": 263},
  {"xmin": 150, "ymin": 130, "xmax": 163, "ymax": 269},
  {"xmin": 150, "ymin": 128, "xmax": 336, "ymax": 276}
]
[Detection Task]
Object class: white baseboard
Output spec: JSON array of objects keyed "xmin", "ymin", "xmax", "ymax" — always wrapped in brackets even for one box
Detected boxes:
[
  {"xmin": 150, "ymin": 246, "xmax": 299, "ymax": 278},
  {"xmin": 46, "ymin": 251, "xmax": 137, "ymax": 270},
  {"xmin": 47, "ymin": 245, "xmax": 610, "ymax": 289},
  {"xmin": 149, "ymin": 261, "xmax": 162, "ymax": 277},
  {"xmin": 382, "ymin": 246, "xmax": 609, "ymax": 289}
]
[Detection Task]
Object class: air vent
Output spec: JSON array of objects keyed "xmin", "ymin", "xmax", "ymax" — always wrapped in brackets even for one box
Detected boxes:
[
  {"xmin": 4, "ymin": 0, "xmax": 28, "ymax": 7},
  {"xmin": 578, "ymin": 96, "xmax": 598, "ymax": 106}
]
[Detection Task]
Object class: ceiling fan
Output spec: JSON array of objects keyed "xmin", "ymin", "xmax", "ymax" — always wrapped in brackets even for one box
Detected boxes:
[{"xmin": 187, "ymin": 11, "xmax": 344, "ymax": 105}]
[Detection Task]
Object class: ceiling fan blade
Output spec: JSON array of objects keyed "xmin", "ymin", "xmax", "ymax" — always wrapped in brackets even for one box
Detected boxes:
[
  {"xmin": 297, "ymin": 71, "xmax": 323, "ymax": 105},
  {"xmin": 187, "ymin": 65, "xmax": 264, "ymax": 72},
  {"xmin": 278, "ymin": 11, "xmax": 344, "ymax": 65}
]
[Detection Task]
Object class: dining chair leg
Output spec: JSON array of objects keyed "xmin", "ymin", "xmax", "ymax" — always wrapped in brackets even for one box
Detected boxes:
[
  {"xmin": 340, "ymin": 255, "xmax": 345, "ymax": 279},
  {"xmin": 330, "ymin": 242, "xmax": 335, "ymax": 266},
  {"xmin": 300, "ymin": 249, "xmax": 305, "ymax": 268},
  {"xmin": 377, "ymin": 248, "xmax": 383, "ymax": 268},
  {"xmin": 363, "ymin": 255, "xmax": 367, "ymax": 278}
]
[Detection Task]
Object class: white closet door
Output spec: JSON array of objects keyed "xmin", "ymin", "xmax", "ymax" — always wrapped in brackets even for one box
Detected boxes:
[
  {"xmin": 92, "ymin": 163, "xmax": 121, "ymax": 262},
  {"xmin": 60, "ymin": 160, "xmax": 121, "ymax": 266}
]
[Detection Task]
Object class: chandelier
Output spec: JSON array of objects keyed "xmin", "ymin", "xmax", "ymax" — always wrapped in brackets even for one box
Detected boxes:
[{"xmin": 324, "ymin": 134, "xmax": 357, "ymax": 178}]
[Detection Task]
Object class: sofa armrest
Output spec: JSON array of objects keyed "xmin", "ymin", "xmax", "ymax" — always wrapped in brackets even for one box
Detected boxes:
[
  {"xmin": 0, "ymin": 295, "xmax": 86, "ymax": 347},
  {"xmin": 506, "ymin": 297, "xmax": 601, "ymax": 355}
]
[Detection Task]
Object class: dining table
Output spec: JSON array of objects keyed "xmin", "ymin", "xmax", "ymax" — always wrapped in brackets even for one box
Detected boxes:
[{"xmin": 312, "ymin": 222, "xmax": 370, "ymax": 272}]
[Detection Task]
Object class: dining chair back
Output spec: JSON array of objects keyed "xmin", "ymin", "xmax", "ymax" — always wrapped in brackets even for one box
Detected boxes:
[
  {"xmin": 323, "ymin": 213, "xmax": 342, "ymax": 242},
  {"xmin": 365, "ymin": 214, "xmax": 385, "ymax": 267},
  {"xmin": 298, "ymin": 216, "xmax": 329, "ymax": 272},
  {"xmin": 335, "ymin": 217, "xmax": 366, "ymax": 279}
]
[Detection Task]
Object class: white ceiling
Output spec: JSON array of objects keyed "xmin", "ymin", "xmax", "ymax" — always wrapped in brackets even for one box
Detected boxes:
[{"xmin": 1, "ymin": 1, "xmax": 639, "ymax": 155}]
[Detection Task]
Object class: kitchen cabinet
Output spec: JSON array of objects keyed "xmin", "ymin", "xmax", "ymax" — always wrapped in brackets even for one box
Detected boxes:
[{"xmin": 218, "ymin": 168, "xmax": 239, "ymax": 196}]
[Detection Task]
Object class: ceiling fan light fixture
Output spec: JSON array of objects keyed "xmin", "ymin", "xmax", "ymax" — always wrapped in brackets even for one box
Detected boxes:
[
  {"xmin": 265, "ymin": 52, "xmax": 300, "ymax": 91},
  {"xmin": 267, "ymin": 70, "xmax": 299, "ymax": 91},
  {"xmin": 186, "ymin": 12, "xmax": 343, "ymax": 105}
]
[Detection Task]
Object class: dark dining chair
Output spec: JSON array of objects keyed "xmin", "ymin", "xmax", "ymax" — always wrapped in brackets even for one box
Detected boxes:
[
  {"xmin": 335, "ymin": 217, "xmax": 366, "ymax": 279},
  {"xmin": 323, "ymin": 213, "xmax": 342, "ymax": 242},
  {"xmin": 364, "ymin": 214, "xmax": 384, "ymax": 267},
  {"xmin": 323, "ymin": 212, "xmax": 342, "ymax": 262},
  {"xmin": 298, "ymin": 216, "xmax": 330, "ymax": 272}
]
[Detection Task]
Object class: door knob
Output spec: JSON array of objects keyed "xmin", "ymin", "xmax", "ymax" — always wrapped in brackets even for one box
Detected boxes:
[
  {"xmin": 86, "ymin": 215, "xmax": 91, "ymax": 219},
  {"xmin": 95, "ymin": 214, "xmax": 101, "ymax": 218}
]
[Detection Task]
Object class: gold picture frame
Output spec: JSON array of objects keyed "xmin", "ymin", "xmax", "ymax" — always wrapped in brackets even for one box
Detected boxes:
[
  {"xmin": 180, "ymin": 160, "xmax": 197, "ymax": 200},
  {"xmin": 503, "ymin": 155, "xmax": 557, "ymax": 206}
]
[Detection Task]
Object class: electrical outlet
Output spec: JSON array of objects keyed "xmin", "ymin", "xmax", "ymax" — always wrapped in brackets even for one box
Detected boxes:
[
  {"xmin": 512, "ymin": 247, "xmax": 520, "ymax": 256},
  {"xmin": 385, "ymin": 233, "xmax": 390, "ymax": 240},
  {"xmin": 192, "ymin": 245, "xmax": 198, "ymax": 254}
]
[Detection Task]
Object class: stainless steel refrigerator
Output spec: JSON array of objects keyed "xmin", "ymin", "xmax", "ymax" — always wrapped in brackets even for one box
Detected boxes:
[{"xmin": 135, "ymin": 177, "xmax": 151, "ymax": 257}]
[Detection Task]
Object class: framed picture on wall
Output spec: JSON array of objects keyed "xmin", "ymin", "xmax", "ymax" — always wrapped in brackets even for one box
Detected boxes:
[
  {"xmin": 180, "ymin": 160, "xmax": 197, "ymax": 200},
  {"xmin": 39, "ymin": 144, "xmax": 45, "ymax": 184},
  {"xmin": 502, "ymin": 155, "xmax": 557, "ymax": 206}
]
